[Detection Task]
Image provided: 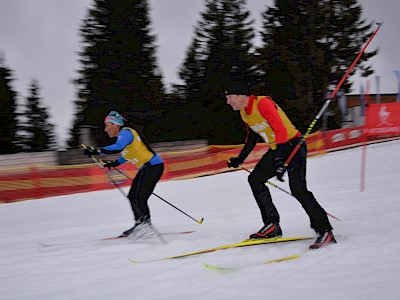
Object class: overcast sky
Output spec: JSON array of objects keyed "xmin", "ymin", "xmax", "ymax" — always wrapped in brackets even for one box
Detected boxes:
[{"xmin": 0, "ymin": 0, "xmax": 399, "ymax": 147}]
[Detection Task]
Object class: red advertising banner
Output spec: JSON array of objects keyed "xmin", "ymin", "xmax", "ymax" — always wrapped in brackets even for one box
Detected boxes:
[
  {"xmin": 365, "ymin": 103, "xmax": 400, "ymax": 136},
  {"xmin": 322, "ymin": 126, "xmax": 364, "ymax": 150}
]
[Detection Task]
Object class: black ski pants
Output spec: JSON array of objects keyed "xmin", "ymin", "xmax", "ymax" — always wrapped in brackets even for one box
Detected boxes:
[
  {"xmin": 248, "ymin": 140, "xmax": 332, "ymax": 233},
  {"xmin": 128, "ymin": 163, "xmax": 164, "ymax": 224}
]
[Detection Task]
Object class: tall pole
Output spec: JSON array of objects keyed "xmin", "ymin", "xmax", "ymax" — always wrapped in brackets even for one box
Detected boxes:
[{"xmin": 284, "ymin": 23, "xmax": 383, "ymax": 168}]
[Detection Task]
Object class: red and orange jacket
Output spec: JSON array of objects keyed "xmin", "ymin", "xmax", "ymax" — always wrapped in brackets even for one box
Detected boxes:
[{"xmin": 237, "ymin": 95, "xmax": 301, "ymax": 159}]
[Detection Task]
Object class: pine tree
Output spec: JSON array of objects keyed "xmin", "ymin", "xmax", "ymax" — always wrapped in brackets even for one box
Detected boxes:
[
  {"xmin": 178, "ymin": 32, "xmax": 206, "ymax": 102},
  {"xmin": 258, "ymin": 0, "xmax": 377, "ymax": 131},
  {"xmin": 0, "ymin": 54, "xmax": 19, "ymax": 154},
  {"xmin": 177, "ymin": 0, "xmax": 257, "ymax": 144},
  {"xmin": 21, "ymin": 80, "xmax": 56, "ymax": 152},
  {"xmin": 69, "ymin": 0, "xmax": 164, "ymax": 147},
  {"xmin": 173, "ymin": 31, "xmax": 209, "ymax": 140}
]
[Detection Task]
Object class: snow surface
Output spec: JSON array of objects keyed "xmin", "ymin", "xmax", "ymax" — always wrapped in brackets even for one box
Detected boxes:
[{"xmin": 1, "ymin": 140, "xmax": 400, "ymax": 300}]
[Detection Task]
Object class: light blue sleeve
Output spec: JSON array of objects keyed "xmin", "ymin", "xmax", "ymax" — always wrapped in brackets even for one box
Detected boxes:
[
  {"xmin": 101, "ymin": 130, "xmax": 133, "ymax": 165},
  {"xmin": 117, "ymin": 156, "xmax": 128, "ymax": 164},
  {"xmin": 102, "ymin": 130, "xmax": 134, "ymax": 152}
]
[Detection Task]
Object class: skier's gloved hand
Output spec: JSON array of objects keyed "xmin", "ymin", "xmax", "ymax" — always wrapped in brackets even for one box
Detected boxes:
[
  {"xmin": 227, "ymin": 157, "xmax": 243, "ymax": 169},
  {"xmin": 274, "ymin": 142, "xmax": 288, "ymax": 182},
  {"xmin": 103, "ymin": 160, "xmax": 121, "ymax": 169},
  {"xmin": 84, "ymin": 146, "xmax": 100, "ymax": 157},
  {"xmin": 274, "ymin": 158, "xmax": 286, "ymax": 182}
]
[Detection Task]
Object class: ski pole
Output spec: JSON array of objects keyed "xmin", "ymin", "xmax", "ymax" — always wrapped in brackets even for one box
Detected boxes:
[
  {"xmin": 107, "ymin": 165, "xmax": 204, "ymax": 225},
  {"xmin": 284, "ymin": 22, "xmax": 383, "ymax": 168},
  {"xmin": 241, "ymin": 166, "xmax": 341, "ymax": 222},
  {"xmin": 81, "ymin": 145, "xmax": 168, "ymax": 243}
]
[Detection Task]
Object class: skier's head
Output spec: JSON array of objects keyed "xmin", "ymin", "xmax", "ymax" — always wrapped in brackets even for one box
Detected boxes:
[
  {"xmin": 104, "ymin": 111, "xmax": 126, "ymax": 126},
  {"xmin": 104, "ymin": 111, "xmax": 127, "ymax": 138},
  {"xmin": 224, "ymin": 80, "xmax": 250, "ymax": 97},
  {"xmin": 225, "ymin": 80, "xmax": 251, "ymax": 111}
]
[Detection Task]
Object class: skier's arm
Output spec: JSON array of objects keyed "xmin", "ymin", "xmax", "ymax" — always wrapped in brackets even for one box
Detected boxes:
[
  {"xmin": 100, "ymin": 129, "xmax": 133, "ymax": 154},
  {"xmin": 237, "ymin": 126, "xmax": 259, "ymax": 161},
  {"xmin": 227, "ymin": 125, "xmax": 259, "ymax": 168},
  {"xmin": 100, "ymin": 129, "xmax": 133, "ymax": 166}
]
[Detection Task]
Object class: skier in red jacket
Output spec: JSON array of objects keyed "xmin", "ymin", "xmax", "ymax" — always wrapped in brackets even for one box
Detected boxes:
[{"xmin": 225, "ymin": 80, "xmax": 336, "ymax": 249}]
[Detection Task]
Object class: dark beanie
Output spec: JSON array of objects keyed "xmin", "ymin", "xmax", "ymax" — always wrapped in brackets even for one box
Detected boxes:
[{"xmin": 225, "ymin": 80, "xmax": 250, "ymax": 96}]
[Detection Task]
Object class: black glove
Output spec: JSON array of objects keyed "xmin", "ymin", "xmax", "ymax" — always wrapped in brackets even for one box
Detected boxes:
[
  {"xmin": 103, "ymin": 160, "xmax": 121, "ymax": 169},
  {"xmin": 83, "ymin": 146, "xmax": 100, "ymax": 157},
  {"xmin": 274, "ymin": 142, "xmax": 288, "ymax": 182},
  {"xmin": 227, "ymin": 157, "xmax": 244, "ymax": 169},
  {"xmin": 274, "ymin": 157, "xmax": 286, "ymax": 182}
]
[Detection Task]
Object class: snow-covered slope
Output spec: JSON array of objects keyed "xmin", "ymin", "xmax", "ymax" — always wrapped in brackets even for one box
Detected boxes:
[{"xmin": 1, "ymin": 140, "xmax": 399, "ymax": 300}]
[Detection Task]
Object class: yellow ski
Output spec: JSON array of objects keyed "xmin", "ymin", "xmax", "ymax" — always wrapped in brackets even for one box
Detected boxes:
[
  {"xmin": 202, "ymin": 251, "xmax": 306, "ymax": 271},
  {"xmin": 129, "ymin": 236, "xmax": 313, "ymax": 263}
]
